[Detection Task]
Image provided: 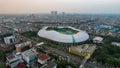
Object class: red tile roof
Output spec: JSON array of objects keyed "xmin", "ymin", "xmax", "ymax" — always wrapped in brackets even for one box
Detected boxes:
[
  {"xmin": 38, "ymin": 54, "xmax": 49, "ymax": 61},
  {"xmin": 15, "ymin": 62, "xmax": 26, "ymax": 68},
  {"xmin": 7, "ymin": 55, "xmax": 16, "ymax": 60}
]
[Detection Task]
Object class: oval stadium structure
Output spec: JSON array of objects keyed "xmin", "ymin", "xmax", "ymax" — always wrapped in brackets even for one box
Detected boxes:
[{"xmin": 38, "ymin": 26, "xmax": 89, "ymax": 43}]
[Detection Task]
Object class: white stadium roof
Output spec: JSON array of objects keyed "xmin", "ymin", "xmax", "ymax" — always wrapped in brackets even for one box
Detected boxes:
[{"xmin": 38, "ymin": 26, "xmax": 89, "ymax": 43}]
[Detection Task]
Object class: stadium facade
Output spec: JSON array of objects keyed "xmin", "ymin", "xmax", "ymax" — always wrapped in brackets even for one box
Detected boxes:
[{"xmin": 38, "ymin": 26, "xmax": 89, "ymax": 43}]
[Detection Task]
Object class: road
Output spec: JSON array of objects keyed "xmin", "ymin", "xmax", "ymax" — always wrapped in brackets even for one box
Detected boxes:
[{"xmin": 79, "ymin": 57, "xmax": 88, "ymax": 68}]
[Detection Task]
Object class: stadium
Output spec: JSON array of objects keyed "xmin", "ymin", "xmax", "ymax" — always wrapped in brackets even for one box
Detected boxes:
[{"xmin": 38, "ymin": 26, "xmax": 89, "ymax": 43}]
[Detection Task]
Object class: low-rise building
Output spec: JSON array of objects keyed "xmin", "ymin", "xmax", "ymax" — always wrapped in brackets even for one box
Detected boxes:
[
  {"xmin": 22, "ymin": 49, "xmax": 37, "ymax": 67},
  {"xmin": 68, "ymin": 44, "xmax": 96, "ymax": 58},
  {"xmin": 6, "ymin": 55, "xmax": 23, "ymax": 68},
  {"xmin": 93, "ymin": 36, "xmax": 103, "ymax": 43},
  {"xmin": 15, "ymin": 41, "xmax": 32, "ymax": 54},
  {"xmin": 41, "ymin": 61, "xmax": 57, "ymax": 68},
  {"xmin": 111, "ymin": 42, "xmax": 120, "ymax": 47},
  {"xmin": 37, "ymin": 54, "xmax": 50, "ymax": 64},
  {"xmin": 15, "ymin": 62, "xmax": 26, "ymax": 68},
  {"xmin": 4, "ymin": 36, "xmax": 15, "ymax": 44}
]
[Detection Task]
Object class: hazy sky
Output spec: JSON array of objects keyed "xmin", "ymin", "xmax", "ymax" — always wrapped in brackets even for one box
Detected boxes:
[{"xmin": 0, "ymin": 0, "xmax": 120, "ymax": 14}]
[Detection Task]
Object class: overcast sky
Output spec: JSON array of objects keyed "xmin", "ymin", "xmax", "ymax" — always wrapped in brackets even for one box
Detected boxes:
[{"xmin": 0, "ymin": 0, "xmax": 120, "ymax": 14}]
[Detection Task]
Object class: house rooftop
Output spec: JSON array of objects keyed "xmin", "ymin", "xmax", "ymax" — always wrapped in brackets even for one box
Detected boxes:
[
  {"xmin": 43, "ymin": 61, "xmax": 57, "ymax": 68},
  {"xmin": 22, "ymin": 49, "xmax": 36, "ymax": 57},
  {"xmin": 7, "ymin": 55, "xmax": 16, "ymax": 60},
  {"xmin": 38, "ymin": 54, "xmax": 49, "ymax": 61},
  {"xmin": 15, "ymin": 41, "xmax": 31, "ymax": 48},
  {"xmin": 15, "ymin": 62, "xmax": 26, "ymax": 68}
]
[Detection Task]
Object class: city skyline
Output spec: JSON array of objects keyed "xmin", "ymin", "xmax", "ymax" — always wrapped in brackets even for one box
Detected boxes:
[{"xmin": 0, "ymin": 0, "xmax": 120, "ymax": 14}]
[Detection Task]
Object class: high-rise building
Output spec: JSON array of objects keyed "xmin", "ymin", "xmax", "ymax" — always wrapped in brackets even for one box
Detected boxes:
[
  {"xmin": 51, "ymin": 11, "xmax": 58, "ymax": 16},
  {"xmin": 61, "ymin": 12, "xmax": 65, "ymax": 16}
]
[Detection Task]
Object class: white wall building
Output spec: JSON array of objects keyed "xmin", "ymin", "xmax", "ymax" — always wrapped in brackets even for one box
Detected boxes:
[
  {"xmin": 6, "ymin": 55, "xmax": 23, "ymax": 68},
  {"xmin": 37, "ymin": 54, "xmax": 50, "ymax": 65},
  {"xmin": 93, "ymin": 37, "xmax": 103, "ymax": 43},
  {"xmin": 22, "ymin": 49, "xmax": 37, "ymax": 67},
  {"xmin": 111, "ymin": 42, "xmax": 120, "ymax": 47},
  {"xmin": 4, "ymin": 36, "xmax": 15, "ymax": 44}
]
